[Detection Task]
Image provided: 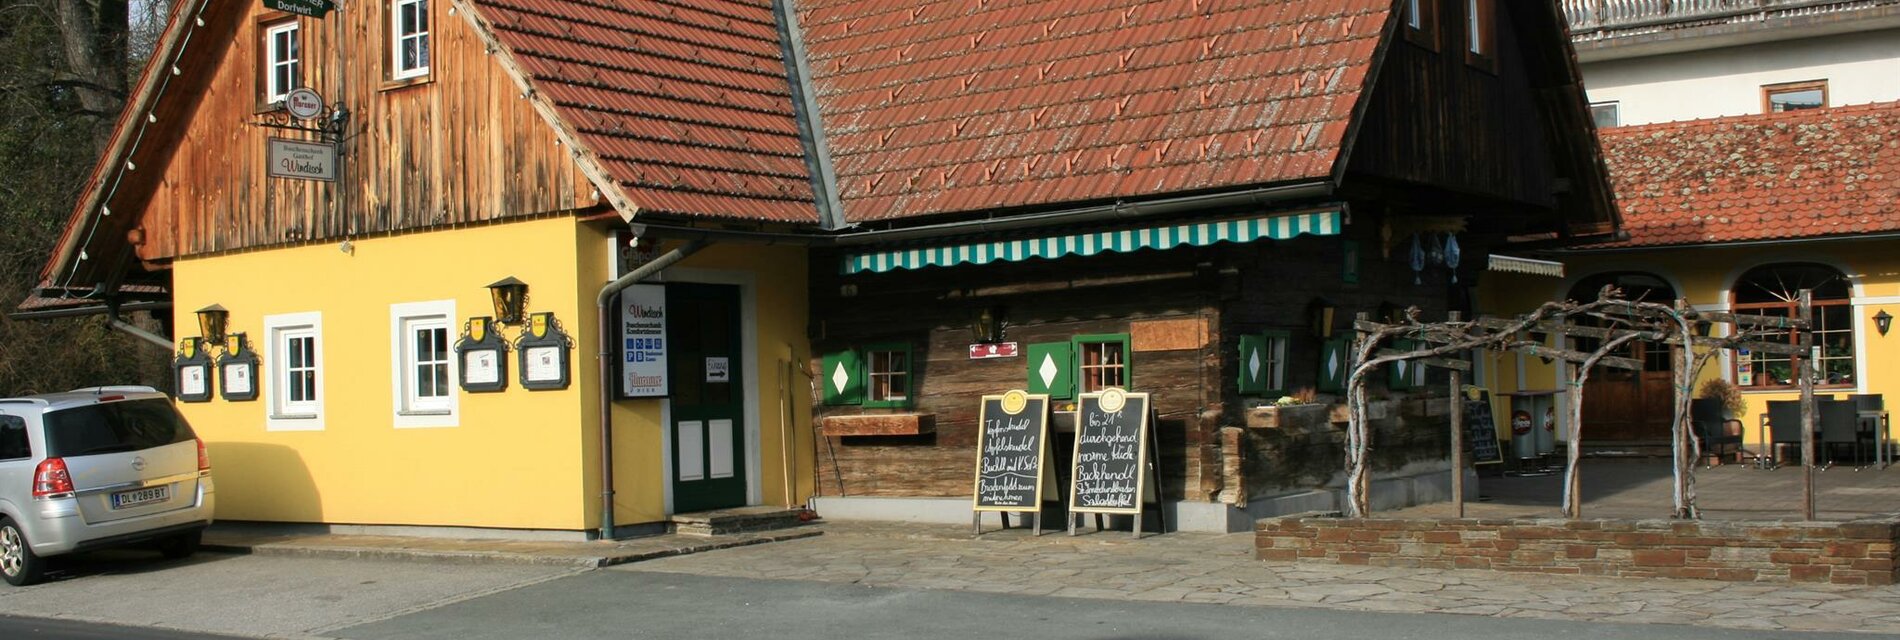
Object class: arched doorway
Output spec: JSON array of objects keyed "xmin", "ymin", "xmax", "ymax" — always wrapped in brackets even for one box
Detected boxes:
[{"xmin": 1569, "ymin": 272, "xmax": 1677, "ymax": 443}]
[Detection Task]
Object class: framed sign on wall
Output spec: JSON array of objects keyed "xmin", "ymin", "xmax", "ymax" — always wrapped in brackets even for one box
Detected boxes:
[
  {"xmin": 455, "ymin": 316, "xmax": 508, "ymax": 393},
  {"xmin": 218, "ymin": 333, "xmax": 260, "ymax": 401},
  {"xmin": 618, "ymin": 283, "xmax": 668, "ymax": 398},
  {"xmin": 517, "ymin": 312, "xmax": 572, "ymax": 391},
  {"xmin": 174, "ymin": 338, "xmax": 214, "ymax": 403}
]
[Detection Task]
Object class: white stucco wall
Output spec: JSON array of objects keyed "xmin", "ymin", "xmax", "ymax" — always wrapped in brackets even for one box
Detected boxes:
[{"xmin": 1579, "ymin": 28, "xmax": 1900, "ymax": 127}]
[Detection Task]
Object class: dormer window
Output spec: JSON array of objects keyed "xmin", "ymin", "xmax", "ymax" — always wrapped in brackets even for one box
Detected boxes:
[
  {"xmin": 392, "ymin": 0, "xmax": 431, "ymax": 80},
  {"xmin": 264, "ymin": 21, "xmax": 301, "ymax": 104}
]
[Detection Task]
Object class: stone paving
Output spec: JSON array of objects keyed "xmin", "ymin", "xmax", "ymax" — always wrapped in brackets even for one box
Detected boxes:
[
  {"xmin": 632, "ymin": 522, "xmax": 1900, "ymax": 635},
  {"xmin": 202, "ymin": 524, "xmax": 822, "ymax": 568}
]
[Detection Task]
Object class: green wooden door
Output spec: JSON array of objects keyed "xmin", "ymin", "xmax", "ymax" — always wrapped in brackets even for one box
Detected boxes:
[{"xmin": 666, "ymin": 283, "xmax": 747, "ymax": 513}]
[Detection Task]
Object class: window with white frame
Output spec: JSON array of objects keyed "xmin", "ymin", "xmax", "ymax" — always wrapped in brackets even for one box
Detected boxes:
[
  {"xmin": 392, "ymin": 0, "xmax": 431, "ymax": 80},
  {"xmin": 391, "ymin": 300, "xmax": 457, "ymax": 427},
  {"xmin": 264, "ymin": 21, "xmax": 301, "ymax": 103},
  {"xmin": 265, "ymin": 312, "xmax": 324, "ymax": 430}
]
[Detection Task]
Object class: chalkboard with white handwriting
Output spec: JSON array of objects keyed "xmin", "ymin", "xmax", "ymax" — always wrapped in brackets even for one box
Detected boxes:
[
  {"xmin": 972, "ymin": 392, "xmax": 1051, "ymax": 511},
  {"xmin": 1069, "ymin": 390, "xmax": 1151, "ymax": 515}
]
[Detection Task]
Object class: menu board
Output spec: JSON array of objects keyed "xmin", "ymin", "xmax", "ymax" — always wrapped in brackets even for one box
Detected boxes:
[
  {"xmin": 972, "ymin": 390, "xmax": 1050, "ymax": 512},
  {"xmin": 1070, "ymin": 389, "xmax": 1151, "ymax": 514},
  {"xmin": 1464, "ymin": 391, "xmax": 1503, "ymax": 465}
]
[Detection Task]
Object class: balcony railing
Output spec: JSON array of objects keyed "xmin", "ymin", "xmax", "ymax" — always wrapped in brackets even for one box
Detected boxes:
[{"xmin": 1563, "ymin": 0, "xmax": 1896, "ymax": 34}]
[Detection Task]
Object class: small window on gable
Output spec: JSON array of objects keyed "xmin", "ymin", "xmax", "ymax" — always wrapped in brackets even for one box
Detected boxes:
[
  {"xmin": 1763, "ymin": 81, "xmax": 1826, "ymax": 114},
  {"xmin": 864, "ymin": 344, "xmax": 912, "ymax": 408},
  {"xmin": 1403, "ymin": 0, "xmax": 1437, "ymax": 49},
  {"xmin": 392, "ymin": 0, "xmax": 431, "ymax": 80},
  {"xmin": 263, "ymin": 20, "xmax": 301, "ymax": 104},
  {"xmin": 1075, "ymin": 334, "xmax": 1131, "ymax": 394},
  {"xmin": 1464, "ymin": 0, "xmax": 1496, "ymax": 72},
  {"xmin": 1590, "ymin": 102, "xmax": 1620, "ymax": 129}
]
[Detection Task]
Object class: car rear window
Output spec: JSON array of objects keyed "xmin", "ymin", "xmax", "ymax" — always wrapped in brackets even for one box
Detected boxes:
[{"xmin": 43, "ymin": 398, "xmax": 197, "ymax": 458}]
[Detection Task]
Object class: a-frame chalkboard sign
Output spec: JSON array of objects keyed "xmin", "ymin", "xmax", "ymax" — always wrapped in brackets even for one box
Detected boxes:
[
  {"xmin": 1068, "ymin": 388, "xmax": 1164, "ymax": 538},
  {"xmin": 971, "ymin": 390, "xmax": 1053, "ymax": 535}
]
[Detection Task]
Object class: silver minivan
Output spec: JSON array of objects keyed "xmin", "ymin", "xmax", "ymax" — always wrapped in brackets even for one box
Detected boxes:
[{"xmin": 0, "ymin": 386, "xmax": 215, "ymax": 585}]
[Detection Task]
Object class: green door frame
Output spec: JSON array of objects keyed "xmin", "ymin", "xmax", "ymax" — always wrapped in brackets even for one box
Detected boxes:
[{"xmin": 665, "ymin": 282, "xmax": 748, "ymax": 513}]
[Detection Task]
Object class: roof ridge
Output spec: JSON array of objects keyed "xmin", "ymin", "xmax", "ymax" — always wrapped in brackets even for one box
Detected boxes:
[{"xmin": 1603, "ymin": 99, "xmax": 1900, "ymax": 136}]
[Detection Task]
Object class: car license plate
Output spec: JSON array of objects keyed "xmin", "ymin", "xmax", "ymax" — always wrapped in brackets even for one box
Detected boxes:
[{"xmin": 110, "ymin": 485, "xmax": 169, "ymax": 509}]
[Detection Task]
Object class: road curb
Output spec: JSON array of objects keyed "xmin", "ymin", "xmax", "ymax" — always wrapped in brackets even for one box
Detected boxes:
[{"xmin": 202, "ymin": 528, "xmax": 823, "ymax": 569}]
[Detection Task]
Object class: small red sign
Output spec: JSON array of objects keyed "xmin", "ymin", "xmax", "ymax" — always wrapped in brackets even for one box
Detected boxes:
[{"xmin": 968, "ymin": 342, "xmax": 1020, "ymax": 359}]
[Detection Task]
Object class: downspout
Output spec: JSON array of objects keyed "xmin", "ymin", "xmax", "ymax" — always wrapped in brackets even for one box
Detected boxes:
[
  {"xmin": 595, "ymin": 239, "xmax": 705, "ymax": 540},
  {"xmin": 107, "ymin": 307, "xmax": 174, "ymax": 352}
]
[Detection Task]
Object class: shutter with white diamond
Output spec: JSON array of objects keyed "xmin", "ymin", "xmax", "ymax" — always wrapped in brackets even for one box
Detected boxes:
[
  {"xmin": 1317, "ymin": 337, "xmax": 1348, "ymax": 393},
  {"xmin": 1024, "ymin": 342, "xmax": 1074, "ymax": 399},
  {"xmin": 1237, "ymin": 335, "xmax": 1266, "ymax": 395},
  {"xmin": 821, "ymin": 350, "xmax": 863, "ymax": 405},
  {"xmin": 1388, "ymin": 339, "xmax": 1418, "ymax": 391}
]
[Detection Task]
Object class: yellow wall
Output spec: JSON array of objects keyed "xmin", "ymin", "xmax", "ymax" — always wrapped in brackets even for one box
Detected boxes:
[
  {"xmin": 175, "ymin": 216, "xmax": 817, "ymax": 533},
  {"xmin": 174, "ymin": 216, "xmax": 591, "ymax": 530},
  {"xmin": 1479, "ymin": 239, "xmax": 1900, "ymax": 449},
  {"xmin": 573, "ymin": 226, "xmax": 816, "ymax": 527}
]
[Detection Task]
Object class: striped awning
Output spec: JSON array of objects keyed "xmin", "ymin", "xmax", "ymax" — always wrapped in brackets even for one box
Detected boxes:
[
  {"xmin": 842, "ymin": 209, "xmax": 1342, "ymax": 275},
  {"xmin": 1487, "ymin": 254, "xmax": 1566, "ymax": 278}
]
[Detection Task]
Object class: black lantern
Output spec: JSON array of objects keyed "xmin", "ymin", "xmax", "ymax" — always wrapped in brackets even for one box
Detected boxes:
[
  {"xmin": 195, "ymin": 304, "xmax": 229, "ymax": 346},
  {"xmin": 1876, "ymin": 310, "xmax": 1893, "ymax": 337},
  {"xmin": 971, "ymin": 306, "xmax": 1004, "ymax": 343},
  {"xmin": 1693, "ymin": 319, "xmax": 1714, "ymax": 337},
  {"xmin": 1307, "ymin": 297, "xmax": 1336, "ymax": 338},
  {"xmin": 487, "ymin": 277, "xmax": 530, "ymax": 326}
]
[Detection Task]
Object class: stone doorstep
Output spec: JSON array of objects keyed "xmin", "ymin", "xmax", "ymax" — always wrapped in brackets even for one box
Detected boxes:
[
  {"xmin": 668, "ymin": 507, "xmax": 815, "ymax": 537},
  {"xmin": 201, "ymin": 527, "xmax": 823, "ymax": 569}
]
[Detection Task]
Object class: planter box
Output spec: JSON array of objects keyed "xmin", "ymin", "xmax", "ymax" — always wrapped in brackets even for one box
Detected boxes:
[
  {"xmin": 1327, "ymin": 400, "xmax": 1393, "ymax": 424},
  {"xmin": 820, "ymin": 413, "xmax": 935, "ymax": 437},
  {"xmin": 1245, "ymin": 404, "xmax": 1330, "ymax": 430}
]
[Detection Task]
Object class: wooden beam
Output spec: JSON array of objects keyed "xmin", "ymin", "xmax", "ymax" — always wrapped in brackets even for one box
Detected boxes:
[
  {"xmin": 1376, "ymin": 350, "xmax": 1470, "ymax": 371},
  {"xmin": 1513, "ymin": 343, "xmax": 1642, "ymax": 370},
  {"xmin": 1475, "ymin": 317, "xmax": 1809, "ymax": 356},
  {"xmin": 1696, "ymin": 310, "xmax": 1811, "ymax": 331}
]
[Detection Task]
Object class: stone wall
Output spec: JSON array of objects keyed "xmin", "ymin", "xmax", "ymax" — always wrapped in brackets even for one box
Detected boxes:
[{"xmin": 1257, "ymin": 513, "xmax": 1900, "ymax": 585}]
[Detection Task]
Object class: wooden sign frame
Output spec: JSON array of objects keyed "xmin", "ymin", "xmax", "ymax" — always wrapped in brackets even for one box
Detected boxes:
[
  {"xmin": 971, "ymin": 390, "xmax": 1052, "ymax": 535},
  {"xmin": 1068, "ymin": 389, "xmax": 1164, "ymax": 538}
]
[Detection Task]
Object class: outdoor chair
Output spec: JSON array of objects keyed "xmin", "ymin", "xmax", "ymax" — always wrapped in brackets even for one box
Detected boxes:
[
  {"xmin": 1849, "ymin": 394, "xmax": 1889, "ymax": 469},
  {"xmin": 1690, "ymin": 398, "xmax": 1743, "ymax": 467},
  {"xmin": 1819, "ymin": 399, "xmax": 1865, "ymax": 470},
  {"xmin": 1765, "ymin": 400, "xmax": 1806, "ymax": 468}
]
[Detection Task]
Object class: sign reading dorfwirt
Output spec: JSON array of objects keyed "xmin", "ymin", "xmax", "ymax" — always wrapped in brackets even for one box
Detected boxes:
[
  {"xmin": 267, "ymin": 138, "xmax": 336, "ymax": 181},
  {"xmin": 619, "ymin": 284, "xmax": 668, "ymax": 397},
  {"xmin": 263, "ymin": 0, "xmax": 333, "ymax": 18}
]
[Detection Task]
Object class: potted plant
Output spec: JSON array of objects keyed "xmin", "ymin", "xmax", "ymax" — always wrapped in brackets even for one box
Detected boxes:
[{"xmin": 1696, "ymin": 378, "xmax": 1747, "ymax": 419}]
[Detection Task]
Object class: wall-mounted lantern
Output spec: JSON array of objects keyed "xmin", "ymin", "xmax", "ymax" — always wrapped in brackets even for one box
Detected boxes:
[
  {"xmin": 1876, "ymin": 310, "xmax": 1893, "ymax": 337},
  {"xmin": 971, "ymin": 306, "xmax": 1005, "ymax": 343},
  {"xmin": 487, "ymin": 277, "xmax": 530, "ymax": 326},
  {"xmin": 195, "ymin": 304, "xmax": 229, "ymax": 346},
  {"xmin": 1307, "ymin": 298, "xmax": 1336, "ymax": 338}
]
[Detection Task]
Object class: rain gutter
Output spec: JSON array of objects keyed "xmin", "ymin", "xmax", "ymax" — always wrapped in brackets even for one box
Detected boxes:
[{"xmin": 595, "ymin": 239, "xmax": 705, "ymax": 540}]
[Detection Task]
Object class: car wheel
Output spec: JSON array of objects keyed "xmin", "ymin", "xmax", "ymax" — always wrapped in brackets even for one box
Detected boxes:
[
  {"xmin": 158, "ymin": 530, "xmax": 201, "ymax": 560},
  {"xmin": 0, "ymin": 519, "xmax": 46, "ymax": 586}
]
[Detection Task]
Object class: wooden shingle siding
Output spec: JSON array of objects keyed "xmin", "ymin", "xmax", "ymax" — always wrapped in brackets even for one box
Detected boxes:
[{"xmin": 134, "ymin": 0, "xmax": 594, "ymax": 261}]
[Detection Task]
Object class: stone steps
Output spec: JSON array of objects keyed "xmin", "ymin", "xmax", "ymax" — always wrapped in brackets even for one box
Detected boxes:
[{"xmin": 669, "ymin": 506, "xmax": 813, "ymax": 536}]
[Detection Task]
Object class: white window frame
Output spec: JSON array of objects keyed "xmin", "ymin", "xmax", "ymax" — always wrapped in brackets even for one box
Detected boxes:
[
  {"xmin": 391, "ymin": 0, "xmax": 431, "ymax": 80},
  {"xmin": 264, "ymin": 21, "xmax": 300, "ymax": 104},
  {"xmin": 1590, "ymin": 101, "xmax": 1620, "ymax": 129},
  {"xmin": 391, "ymin": 300, "xmax": 458, "ymax": 428},
  {"xmin": 264, "ymin": 312, "xmax": 324, "ymax": 431}
]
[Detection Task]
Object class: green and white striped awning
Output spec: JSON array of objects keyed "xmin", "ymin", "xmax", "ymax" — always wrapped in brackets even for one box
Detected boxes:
[{"xmin": 842, "ymin": 209, "xmax": 1342, "ymax": 275}]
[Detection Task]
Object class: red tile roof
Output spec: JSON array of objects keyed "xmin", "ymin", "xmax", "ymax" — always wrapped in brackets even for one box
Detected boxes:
[
  {"xmin": 471, "ymin": 0, "xmax": 817, "ymax": 223},
  {"xmin": 1590, "ymin": 100, "xmax": 1900, "ymax": 248},
  {"xmin": 797, "ymin": 0, "xmax": 1391, "ymax": 224}
]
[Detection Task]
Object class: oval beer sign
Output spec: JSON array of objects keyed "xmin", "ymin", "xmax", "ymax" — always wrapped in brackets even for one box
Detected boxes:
[{"xmin": 285, "ymin": 88, "xmax": 324, "ymax": 120}]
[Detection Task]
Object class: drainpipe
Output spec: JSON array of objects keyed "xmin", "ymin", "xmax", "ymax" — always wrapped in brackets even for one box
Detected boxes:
[
  {"xmin": 595, "ymin": 239, "xmax": 705, "ymax": 541},
  {"xmin": 108, "ymin": 312, "xmax": 174, "ymax": 351}
]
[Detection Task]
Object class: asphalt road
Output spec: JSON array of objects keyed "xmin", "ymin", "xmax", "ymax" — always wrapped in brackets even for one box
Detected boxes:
[
  {"xmin": 0, "ymin": 551, "xmax": 1892, "ymax": 640},
  {"xmin": 336, "ymin": 570, "xmax": 1892, "ymax": 640}
]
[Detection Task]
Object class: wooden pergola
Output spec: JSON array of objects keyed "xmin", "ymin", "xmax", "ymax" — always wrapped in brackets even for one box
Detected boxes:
[{"xmin": 1343, "ymin": 287, "xmax": 1818, "ymax": 520}]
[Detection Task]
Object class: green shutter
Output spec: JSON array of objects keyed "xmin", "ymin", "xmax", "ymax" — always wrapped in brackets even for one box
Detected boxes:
[
  {"xmin": 1389, "ymin": 339, "xmax": 1418, "ymax": 390},
  {"xmin": 1317, "ymin": 337, "xmax": 1349, "ymax": 393},
  {"xmin": 1237, "ymin": 335, "xmax": 1266, "ymax": 395},
  {"xmin": 1025, "ymin": 342, "xmax": 1074, "ymax": 399},
  {"xmin": 821, "ymin": 349, "xmax": 863, "ymax": 405}
]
